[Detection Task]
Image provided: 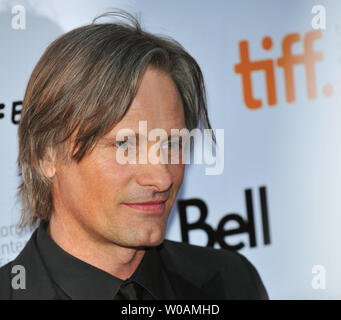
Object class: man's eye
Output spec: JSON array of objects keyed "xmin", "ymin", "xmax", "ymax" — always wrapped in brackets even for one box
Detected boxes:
[
  {"xmin": 115, "ymin": 140, "xmax": 129, "ymax": 149},
  {"xmin": 165, "ymin": 141, "xmax": 182, "ymax": 149}
]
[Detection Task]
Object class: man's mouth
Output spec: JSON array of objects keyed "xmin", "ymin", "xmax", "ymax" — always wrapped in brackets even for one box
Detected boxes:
[{"xmin": 122, "ymin": 200, "xmax": 167, "ymax": 214}]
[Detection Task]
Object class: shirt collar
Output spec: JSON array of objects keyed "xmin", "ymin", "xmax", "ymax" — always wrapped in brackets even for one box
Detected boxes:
[{"xmin": 36, "ymin": 220, "xmax": 171, "ymax": 300}]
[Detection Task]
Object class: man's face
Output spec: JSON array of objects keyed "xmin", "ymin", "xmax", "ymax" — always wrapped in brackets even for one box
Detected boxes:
[{"xmin": 51, "ymin": 67, "xmax": 186, "ymax": 248}]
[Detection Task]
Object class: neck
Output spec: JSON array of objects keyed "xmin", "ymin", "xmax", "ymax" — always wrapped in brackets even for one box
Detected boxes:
[{"xmin": 47, "ymin": 214, "xmax": 145, "ymax": 280}]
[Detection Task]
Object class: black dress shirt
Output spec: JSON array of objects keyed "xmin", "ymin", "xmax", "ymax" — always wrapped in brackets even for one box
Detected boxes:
[{"xmin": 36, "ymin": 220, "xmax": 176, "ymax": 300}]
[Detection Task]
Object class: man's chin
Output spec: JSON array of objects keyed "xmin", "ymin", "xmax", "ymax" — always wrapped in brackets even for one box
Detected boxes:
[
  {"xmin": 131, "ymin": 233, "xmax": 166, "ymax": 249},
  {"xmin": 139, "ymin": 237, "xmax": 165, "ymax": 249}
]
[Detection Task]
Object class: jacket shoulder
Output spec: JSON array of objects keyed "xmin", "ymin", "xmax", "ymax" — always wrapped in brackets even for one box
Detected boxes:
[
  {"xmin": 161, "ymin": 239, "xmax": 268, "ymax": 299},
  {"xmin": 0, "ymin": 227, "xmax": 57, "ymax": 300},
  {"xmin": 0, "ymin": 261, "xmax": 12, "ymax": 299}
]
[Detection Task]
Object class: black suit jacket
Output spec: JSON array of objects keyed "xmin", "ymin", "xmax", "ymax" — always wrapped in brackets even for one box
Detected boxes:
[{"xmin": 0, "ymin": 227, "xmax": 268, "ymax": 300}]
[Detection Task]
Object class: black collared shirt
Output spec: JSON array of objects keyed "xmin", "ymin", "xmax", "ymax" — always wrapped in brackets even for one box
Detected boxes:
[{"xmin": 35, "ymin": 220, "xmax": 176, "ymax": 300}]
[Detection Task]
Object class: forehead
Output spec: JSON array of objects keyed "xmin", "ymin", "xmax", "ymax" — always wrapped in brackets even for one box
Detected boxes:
[{"xmin": 111, "ymin": 67, "xmax": 185, "ymax": 133}]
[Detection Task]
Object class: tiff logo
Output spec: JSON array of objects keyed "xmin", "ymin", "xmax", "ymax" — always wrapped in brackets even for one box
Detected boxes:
[{"xmin": 234, "ymin": 30, "xmax": 333, "ymax": 109}]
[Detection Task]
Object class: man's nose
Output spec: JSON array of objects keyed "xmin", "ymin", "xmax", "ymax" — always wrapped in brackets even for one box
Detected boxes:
[{"xmin": 135, "ymin": 157, "xmax": 173, "ymax": 192}]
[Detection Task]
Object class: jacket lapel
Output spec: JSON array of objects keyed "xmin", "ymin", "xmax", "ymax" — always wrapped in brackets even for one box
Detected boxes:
[{"xmin": 11, "ymin": 230, "xmax": 57, "ymax": 300}]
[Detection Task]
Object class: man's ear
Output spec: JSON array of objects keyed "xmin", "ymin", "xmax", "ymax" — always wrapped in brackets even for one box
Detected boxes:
[{"xmin": 40, "ymin": 147, "xmax": 57, "ymax": 179}]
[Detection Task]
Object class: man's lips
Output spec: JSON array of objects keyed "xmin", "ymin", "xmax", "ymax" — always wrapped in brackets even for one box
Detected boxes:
[{"xmin": 122, "ymin": 200, "xmax": 167, "ymax": 213}]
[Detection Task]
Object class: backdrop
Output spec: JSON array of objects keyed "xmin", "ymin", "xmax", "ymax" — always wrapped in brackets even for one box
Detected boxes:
[{"xmin": 0, "ymin": 0, "xmax": 339, "ymax": 299}]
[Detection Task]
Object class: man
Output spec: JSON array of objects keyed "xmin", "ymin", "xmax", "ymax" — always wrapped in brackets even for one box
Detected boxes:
[{"xmin": 0, "ymin": 11, "xmax": 268, "ymax": 300}]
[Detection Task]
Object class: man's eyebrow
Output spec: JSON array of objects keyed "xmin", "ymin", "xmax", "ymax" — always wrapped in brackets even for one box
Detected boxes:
[{"xmin": 105, "ymin": 132, "xmax": 183, "ymax": 140}]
